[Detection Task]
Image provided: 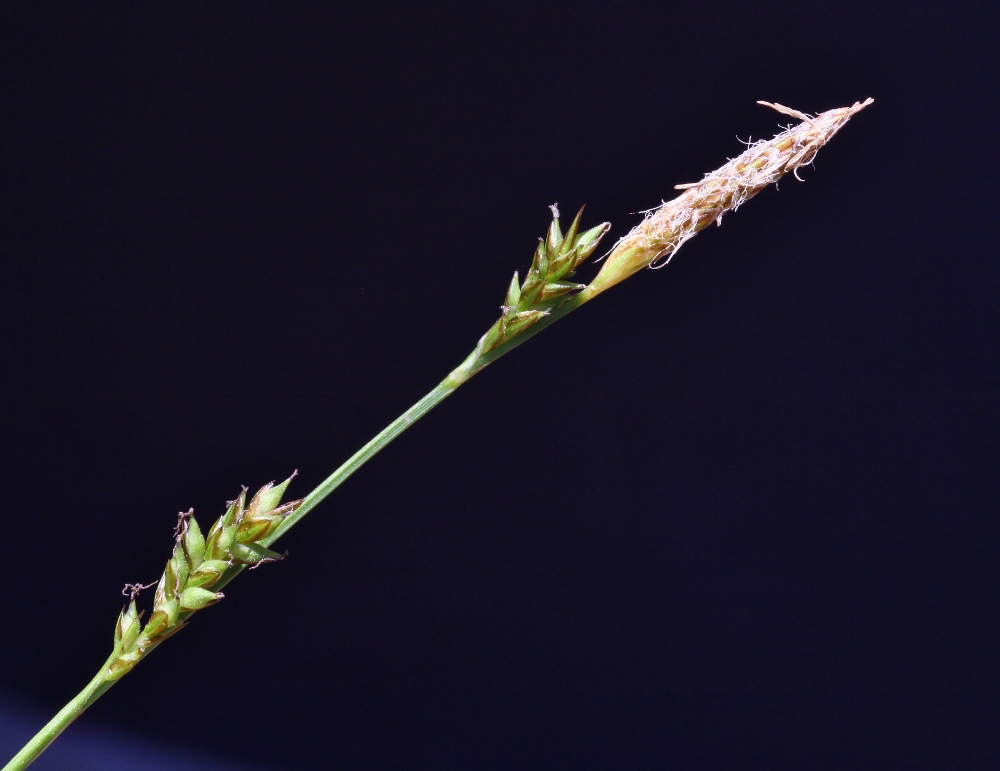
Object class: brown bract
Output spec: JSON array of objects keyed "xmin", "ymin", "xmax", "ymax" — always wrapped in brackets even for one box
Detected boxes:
[{"xmin": 587, "ymin": 98, "xmax": 873, "ymax": 296}]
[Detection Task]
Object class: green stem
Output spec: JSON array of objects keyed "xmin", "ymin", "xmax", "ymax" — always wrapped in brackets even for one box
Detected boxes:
[
  {"xmin": 3, "ymin": 654, "xmax": 117, "ymax": 771},
  {"xmin": 262, "ymin": 356, "xmax": 475, "ymax": 546},
  {"xmin": 5, "ymin": 288, "xmax": 597, "ymax": 770},
  {"xmin": 263, "ymin": 288, "xmax": 595, "ymax": 546}
]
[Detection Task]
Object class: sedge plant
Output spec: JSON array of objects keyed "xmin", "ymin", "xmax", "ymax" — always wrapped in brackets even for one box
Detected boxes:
[{"xmin": 4, "ymin": 98, "xmax": 872, "ymax": 770}]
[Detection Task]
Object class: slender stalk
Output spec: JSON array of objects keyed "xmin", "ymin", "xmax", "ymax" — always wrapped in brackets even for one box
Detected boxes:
[
  {"xmin": 264, "ymin": 361, "xmax": 472, "ymax": 545},
  {"xmin": 4, "ymin": 654, "xmax": 117, "ymax": 771},
  {"xmin": 268, "ymin": 286, "xmax": 596, "ymax": 546}
]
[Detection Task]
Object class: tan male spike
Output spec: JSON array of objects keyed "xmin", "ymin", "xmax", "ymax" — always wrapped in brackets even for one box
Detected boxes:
[{"xmin": 586, "ymin": 98, "xmax": 874, "ymax": 297}]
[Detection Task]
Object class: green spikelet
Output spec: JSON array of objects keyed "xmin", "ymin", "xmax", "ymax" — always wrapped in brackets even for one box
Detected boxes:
[
  {"xmin": 103, "ymin": 478, "xmax": 302, "ymax": 682},
  {"xmin": 476, "ymin": 205, "xmax": 610, "ymax": 356}
]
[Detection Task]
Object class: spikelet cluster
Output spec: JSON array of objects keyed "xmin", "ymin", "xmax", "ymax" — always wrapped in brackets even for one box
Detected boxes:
[
  {"xmin": 588, "ymin": 99, "xmax": 873, "ymax": 295},
  {"xmin": 476, "ymin": 206, "xmax": 610, "ymax": 356},
  {"xmin": 106, "ymin": 477, "xmax": 301, "ymax": 681}
]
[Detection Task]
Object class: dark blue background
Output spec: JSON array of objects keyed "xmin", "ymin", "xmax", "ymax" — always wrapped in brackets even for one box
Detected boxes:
[{"xmin": 3, "ymin": 3, "xmax": 997, "ymax": 768}]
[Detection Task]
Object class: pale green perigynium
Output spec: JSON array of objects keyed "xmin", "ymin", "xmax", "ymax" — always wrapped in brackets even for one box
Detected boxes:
[{"xmin": 4, "ymin": 98, "xmax": 871, "ymax": 770}]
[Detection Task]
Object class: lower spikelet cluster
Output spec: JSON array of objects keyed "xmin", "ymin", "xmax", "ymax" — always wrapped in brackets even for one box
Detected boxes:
[
  {"xmin": 587, "ymin": 98, "xmax": 873, "ymax": 295},
  {"xmin": 105, "ymin": 477, "xmax": 301, "ymax": 681}
]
